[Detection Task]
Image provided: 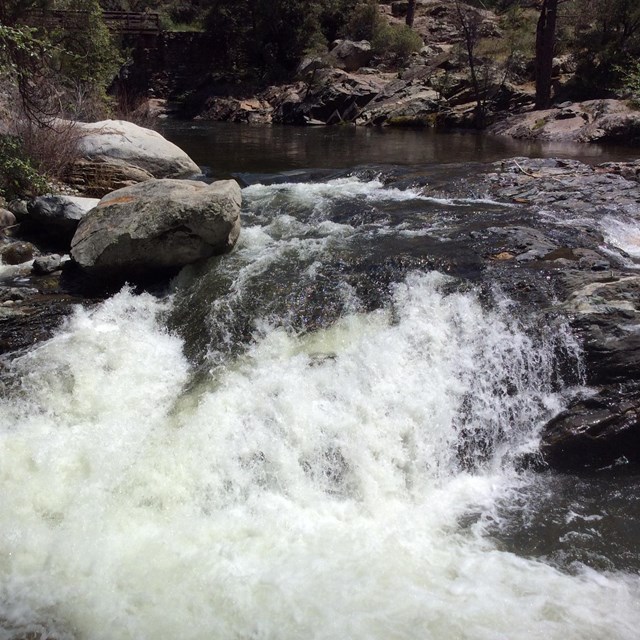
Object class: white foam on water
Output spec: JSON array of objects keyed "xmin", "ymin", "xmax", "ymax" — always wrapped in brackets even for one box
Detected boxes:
[
  {"xmin": 0, "ymin": 277, "xmax": 639, "ymax": 639},
  {"xmin": 243, "ymin": 177, "xmax": 513, "ymax": 213},
  {"xmin": 243, "ymin": 177, "xmax": 425, "ymax": 205}
]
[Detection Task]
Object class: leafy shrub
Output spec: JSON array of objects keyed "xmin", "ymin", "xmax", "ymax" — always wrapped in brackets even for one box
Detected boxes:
[
  {"xmin": 617, "ymin": 60, "xmax": 640, "ymax": 108},
  {"xmin": 388, "ymin": 24, "xmax": 423, "ymax": 60},
  {"xmin": 0, "ymin": 135, "xmax": 48, "ymax": 201},
  {"xmin": 345, "ymin": 0, "xmax": 382, "ymax": 41},
  {"xmin": 345, "ymin": 1, "xmax": 421, "ymax": 61}
]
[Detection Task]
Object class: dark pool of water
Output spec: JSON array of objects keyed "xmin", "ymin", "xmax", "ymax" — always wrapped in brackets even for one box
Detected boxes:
[{"xmin": 160, "ymin": 121, "xmax": 638, "ymax": 179}]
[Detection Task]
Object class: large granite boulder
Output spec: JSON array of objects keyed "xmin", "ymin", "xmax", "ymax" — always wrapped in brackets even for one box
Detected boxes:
[
  {"xmin": 70, "ymin": 178, "xmax": 241, "ymax": 280},
  {"xmin": 74, "ymin": 119, "xmax": 201, "ymax": 179},
  {"xmin": 327, "ymin": 40, "xmax": 374, "ymax": 73}
]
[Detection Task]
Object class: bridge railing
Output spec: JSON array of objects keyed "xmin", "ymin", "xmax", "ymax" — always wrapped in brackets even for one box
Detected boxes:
[{"xmin": 25, "ymin": 10, "xmax": 161, "ymax": 34}]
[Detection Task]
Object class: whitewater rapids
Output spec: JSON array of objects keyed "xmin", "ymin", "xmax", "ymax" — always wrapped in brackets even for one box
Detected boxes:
[{"xmin": 0, "ymin": 177, "xmax": 639, "ymax": 639}]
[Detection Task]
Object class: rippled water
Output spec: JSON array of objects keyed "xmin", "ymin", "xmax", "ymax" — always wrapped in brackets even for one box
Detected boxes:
[{"xmin": 1, "ymin": 128, "xmax": 639, "ymax": 639}]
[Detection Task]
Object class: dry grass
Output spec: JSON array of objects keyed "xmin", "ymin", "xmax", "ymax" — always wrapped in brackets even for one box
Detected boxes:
[{"xmin": 8, "ymin": 115, "xmax": 85, "ymax": 184}]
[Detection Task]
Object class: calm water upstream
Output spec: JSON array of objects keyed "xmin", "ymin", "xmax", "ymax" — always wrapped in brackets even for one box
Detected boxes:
[
  {"xmin": 0, "ymin": 123, "xmax": 638, "ymax": 639},
  {"xmin": 159, "ymin": 121, "xmax": 639, "ymax": 178}
]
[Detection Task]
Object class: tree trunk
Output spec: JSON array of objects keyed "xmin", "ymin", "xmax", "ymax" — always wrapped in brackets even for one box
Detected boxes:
[
  {"xmin": 406, "ymin": 0, "xmax": 416, "ymax": 27},
  {"xmin": 534, "ymin": 0, "xmax": 558, "ymax": 110}
]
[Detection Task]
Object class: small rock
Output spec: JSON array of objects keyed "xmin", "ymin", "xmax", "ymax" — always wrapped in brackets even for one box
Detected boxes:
[
  {"xmin": 1, "ymin": 241, "xmax": 36, "ymax": 265},
  {"xmin": 491, "ymin": 251, "xmax": 515, "ymax": 261},
  {"xmin": 32, "ymin": 254, "xmax": 62, "ymax": 275}
]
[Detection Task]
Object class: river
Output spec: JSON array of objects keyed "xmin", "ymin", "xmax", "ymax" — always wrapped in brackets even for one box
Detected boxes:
[{"xmin": 0, "ymin": 124, "xmax": 638, "ymax": 639}]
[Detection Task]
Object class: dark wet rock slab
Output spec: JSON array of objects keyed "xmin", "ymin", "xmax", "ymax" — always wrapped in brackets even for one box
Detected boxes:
[
  {"xmin": 540, "ymin": 385, "xmax": 640, "ymax": 473},
  {"xmin": 0, "ymin": 276, "xmax": 90, "ymax": 356}
]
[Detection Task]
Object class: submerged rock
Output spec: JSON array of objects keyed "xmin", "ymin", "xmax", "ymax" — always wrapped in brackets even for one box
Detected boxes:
[{"xmin": 70, "ymin": 178, "xmax": 241, "ymax": 282}]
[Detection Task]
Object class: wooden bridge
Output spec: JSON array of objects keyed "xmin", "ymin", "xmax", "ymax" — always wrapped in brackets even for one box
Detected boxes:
[{"xmin": 25, "ymin": 10, "xmax": 162, "ymax": 35}]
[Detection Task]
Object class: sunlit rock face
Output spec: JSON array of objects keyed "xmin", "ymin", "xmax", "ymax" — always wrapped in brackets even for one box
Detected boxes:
[{"xmin": 70, "ymin": 178, "xmax": 241, "ymax": 281}]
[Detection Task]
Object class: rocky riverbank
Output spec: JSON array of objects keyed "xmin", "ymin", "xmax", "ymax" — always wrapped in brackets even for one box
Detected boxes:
[
  {"xmin": 181, "ymin": 0, "xmax": 640, "ymax": 145},
  {"xmin": 0, "ymin": 120, "xmax": 241, "ymax": 354}
]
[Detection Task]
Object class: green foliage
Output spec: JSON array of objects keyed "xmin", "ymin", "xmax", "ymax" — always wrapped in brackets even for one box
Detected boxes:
[
  {"xmin": 561, "ymin": 0, "xmax": 640, "ymax": 98},
  {"xmin": 203, "ymin": 0, "xmax": 359, "ymax": 81},
  {"xmin": 345, "ymin": 0, "xmax": 381, "ymax": 41},
  {"xmin": 51, "ymin": 0, "xmax": 123, "ymax": 117},
  {"xmin": 617, "ymin": 59, "xmax": 640, "ymax": 107},
  {"xmin": 375, "ymin": 23, "xmax": 422, "ymax": 59},
  {"xmin": 0, "ymin": 24, "xmax": 47, "ymax": 75},
  {"xmin": 345, "ymin": 0, "xmax": 421, "ymax": 59},
  {"xmin": 0, "ymin": 135, "xmax": 48, "ymax": 201}
]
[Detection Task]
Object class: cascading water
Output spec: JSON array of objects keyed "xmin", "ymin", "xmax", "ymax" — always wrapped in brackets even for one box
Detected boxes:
[{"xmin": 1, "ymin": 176, "xmax": 639, "ymax": 639}]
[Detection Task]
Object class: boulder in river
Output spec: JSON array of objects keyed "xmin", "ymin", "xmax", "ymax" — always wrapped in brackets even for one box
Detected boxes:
[
  {"xmin": 20, "ymin": 195, "xmax": 100, "ymax": 249},
  {"xmin": 73, "ymin": 119, "xmax": 201, "ymax": 180},
  {"xmin": 70, "ymin": 178, "xmax": 241, "ymax": 281}
]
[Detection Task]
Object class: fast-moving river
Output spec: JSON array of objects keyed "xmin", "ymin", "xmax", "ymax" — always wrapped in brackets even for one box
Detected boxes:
[{"xmin": 0, "ymin": 124, "xmax": 638, "ymax": 639}]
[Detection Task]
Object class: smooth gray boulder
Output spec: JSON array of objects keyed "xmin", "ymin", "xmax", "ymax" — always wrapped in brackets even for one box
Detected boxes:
[
  {"xmin": 23, "ymin": 195, "xmax": 99, "ymax": 247},
  {"xmin": 74, "ymin": 119, "xmax": 201, "ymax": 179},
  {"xmin": 70, "ymin": 178, "xmax": 241, "ymax": 279}
]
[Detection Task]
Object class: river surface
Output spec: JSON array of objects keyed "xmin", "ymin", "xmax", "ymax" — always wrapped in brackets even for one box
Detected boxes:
[
  {"xmin": 160, "ymin": 121, "xmax": 640, "ymax": 179},
  {"xmin": 0, "ymin": 124, "xmax": 639, "ymax": 639}
]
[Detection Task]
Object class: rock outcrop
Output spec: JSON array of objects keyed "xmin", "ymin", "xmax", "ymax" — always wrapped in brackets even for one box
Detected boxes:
[
  {"xmin": 488, "ymin": 100, "xmax": 640, "ymax": 144},
  {"xmin": 70, "ymin": 178, "xmax": 241, "ymax": 281},
  {"xmin": 475, "ymin": 157, "xmax": 640, "ymax": 473}
]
